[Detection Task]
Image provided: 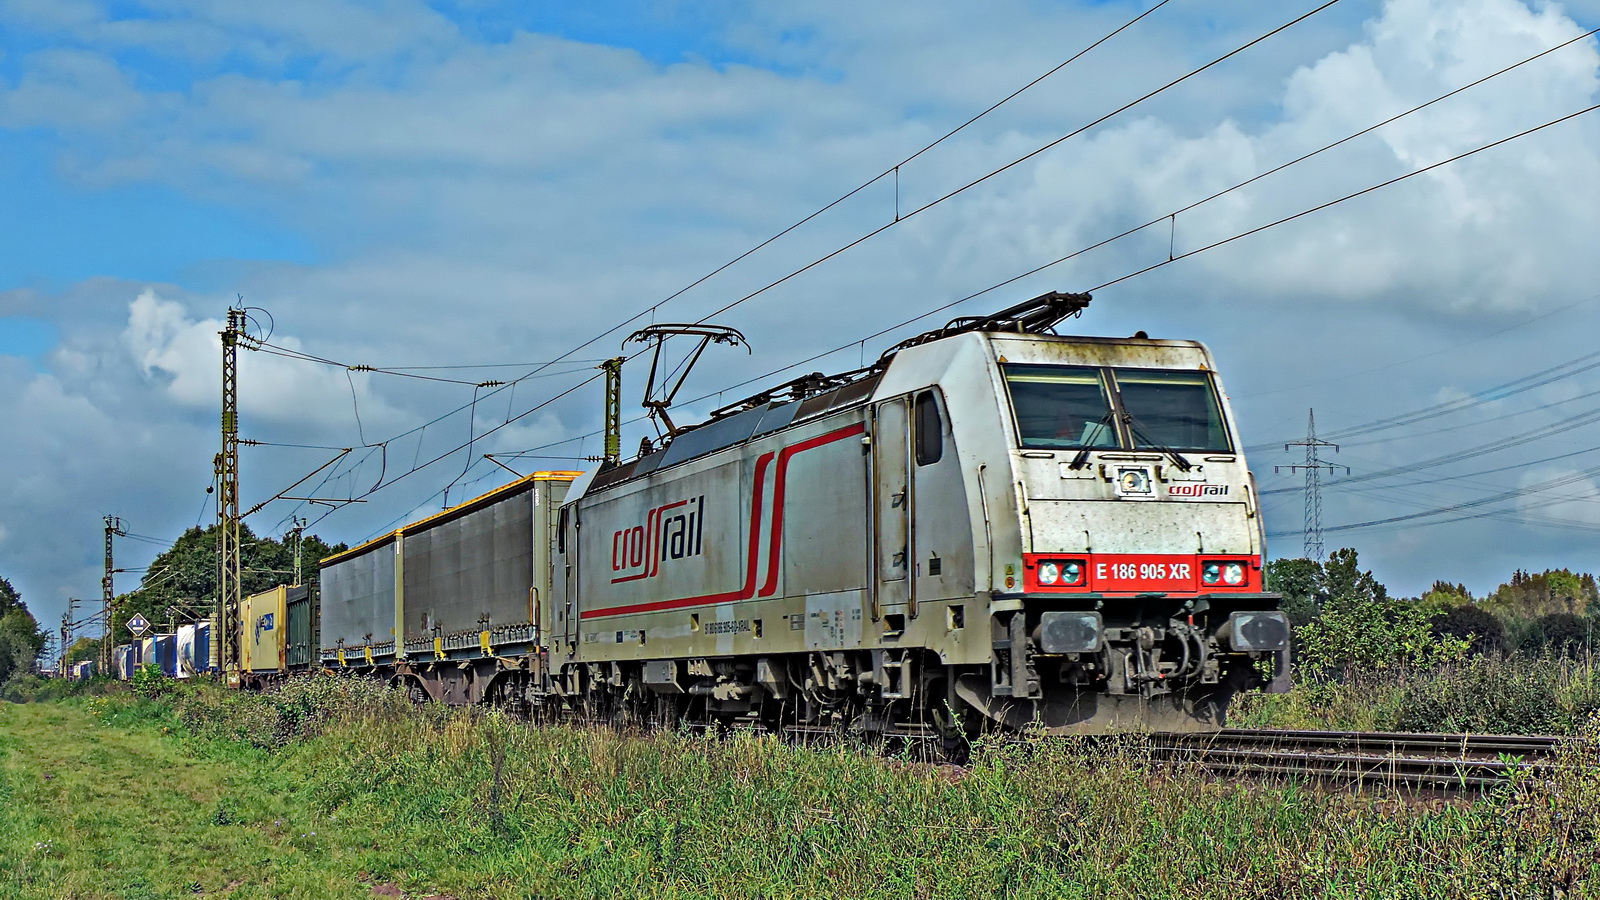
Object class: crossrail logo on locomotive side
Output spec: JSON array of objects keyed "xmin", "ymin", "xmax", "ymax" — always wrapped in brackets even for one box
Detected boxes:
[{"xmin": 611, "ymin": 495, "xmax": 706, "ymax": 584}]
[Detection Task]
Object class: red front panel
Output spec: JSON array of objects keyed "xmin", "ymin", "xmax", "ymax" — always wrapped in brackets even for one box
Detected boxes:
[
  {"xmin": 1089, "ymin": 554, "xmax": 1199, "ymax": 592},
  {"xmin": 1022, "ymin": 553, "xmax": 1261, "ymax": 593}
]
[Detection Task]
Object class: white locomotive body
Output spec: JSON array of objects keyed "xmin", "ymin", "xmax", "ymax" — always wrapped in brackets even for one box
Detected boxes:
[
  {"xmin": 549, "ymin": 297, "xmax": 1289, "ymax": 734},
  {"xmin": 317, "ymin": 293, "xmax": 1290, "ymax": 735}
]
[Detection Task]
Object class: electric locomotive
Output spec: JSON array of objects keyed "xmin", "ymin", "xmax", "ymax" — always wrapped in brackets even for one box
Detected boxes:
[{"xmin": 545, "ymin": 291, "xmax": 1289, "ymax": 734}]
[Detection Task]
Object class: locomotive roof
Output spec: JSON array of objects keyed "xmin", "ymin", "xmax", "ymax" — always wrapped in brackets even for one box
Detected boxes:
[{"xmin": 584, "ymin": 327, "xmax": 1212, "ymax": 497}]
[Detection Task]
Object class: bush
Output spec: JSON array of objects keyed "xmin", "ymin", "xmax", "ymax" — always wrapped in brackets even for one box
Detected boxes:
[
  {"xmin": 1429, "ymin": 604, "xmax": 1505, "ymax": 655},
  {"xmin": 130, "ymin": 663, "xmax": 169, "ymax": 698},
  {"xmin": 1537, "ymin": 613, "xmax": 1594, "ymax": 657},
  {"xmin": 171, "ymin": 675, "xmax": 411, "ymax": 750},
  {"xmin": 0, "ymin": 673, "xmax": 112, "ymax": 703},
  {"xmin": 1236, "ymin": 654, "xmax": 1600, "ymax": 734}
]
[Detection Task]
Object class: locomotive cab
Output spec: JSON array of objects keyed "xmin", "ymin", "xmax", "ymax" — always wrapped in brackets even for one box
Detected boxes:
[{"xmin": 874, "ymin": 329, "xmax": 1290, "ymax": 733}]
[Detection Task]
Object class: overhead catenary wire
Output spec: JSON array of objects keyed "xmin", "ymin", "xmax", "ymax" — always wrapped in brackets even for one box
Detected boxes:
[
  {"xmin": 251, "ymin": 2, "xmax": 1352, "ymax": 533},
  {"xmin": 591, "ymin": 26, "xmax": 1600, "ymax": 431},
  {"xmin": 610, "ymin": 106, "xmax": 1600, "ymax": 461},
  {"xmin": 674, "ymin": 0, "xmax": 1346, "ymax": 335},
  {"xmin": 445, "ymin": 0, "xmax": 1185, "ymax": 410}
]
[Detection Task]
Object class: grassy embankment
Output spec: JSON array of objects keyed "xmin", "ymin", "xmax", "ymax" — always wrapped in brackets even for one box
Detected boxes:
[
  {"xmin": 1230, "ymin": 653, "xmax": 1600, "ymax": 734},
  {"xmin": 3, "ymin": 675, "xmax": 1599, "ymax": 900}
]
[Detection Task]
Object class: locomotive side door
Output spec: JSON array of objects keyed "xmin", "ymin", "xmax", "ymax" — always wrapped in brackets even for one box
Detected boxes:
[{"xmin": 872, "ymin": 397, "xmax": 912, "ymax": 620}]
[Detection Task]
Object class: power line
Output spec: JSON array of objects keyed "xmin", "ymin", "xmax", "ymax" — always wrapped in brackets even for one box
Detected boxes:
[
  {"xmin": 675, "ymin": 0, "xmax": 1346, "ymax": 335},
  {"xmin": 1087, "ymin": 102, "xmax": 1600, "ymax": 293},
  {"xmin": 251, "ymin": 2, "xmax": 1192, "ymax": 521},
  {"xmin": 457, "ymin": 0, "xmax": 1184, "ymax": 407},
  {"xmin": 611, "ymin": 27, "xmax": 1600, "ymax": 432},
  {"xmin": 281, "ymin": 2, "xmax": 1600, "ymax": 544}
]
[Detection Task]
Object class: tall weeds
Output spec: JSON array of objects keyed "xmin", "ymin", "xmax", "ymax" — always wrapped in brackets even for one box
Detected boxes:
[{"xmin": 1232, "ymin": 653, "xmax": 1600, "ymax": 734}]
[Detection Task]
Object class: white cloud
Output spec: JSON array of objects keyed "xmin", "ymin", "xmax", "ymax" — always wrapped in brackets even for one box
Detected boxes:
[{"xmin": 1517, "ymin": 466, "xmax": 1600, "ymax": 527}]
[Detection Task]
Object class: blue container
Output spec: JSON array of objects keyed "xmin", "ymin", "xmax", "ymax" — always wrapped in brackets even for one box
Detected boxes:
[
  {"xmin": 194, "ymin": 622, "xmax": 213, "ymax": 673},
  {"xmin": 154, "ymin": 634, "xmax": 178, "ymax": 677}
]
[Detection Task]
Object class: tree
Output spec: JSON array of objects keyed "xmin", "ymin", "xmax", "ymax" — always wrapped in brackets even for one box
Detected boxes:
[
  {"xmin": 1429, "ymin": 603, "xmax": 1505, "ymax": 656},
  {"xmin": 1485, "ymin": 569, "xmax": 1600, "ymax": 619},
  {"xmin": 0, "ymin": 575, "xmax": 48, "ymax": 683},
  {"xmin": 1294, "ymin": 548, "xmax": 1464, "ymax": 676},
  {"xmin": 1536, "ymin": 612, "xmax": 1591, "ymax": 657},
  {"xmin": 1265, "ymin": 557, "xmax": 1325, "ymax": 626},
  {"xmin": 1322, "ymin": 548, "xmax": 1388, "ymax": 607},
  {"xmin": 63, "ymin": 636, "xmax": 101, "ymax": 667},
  {"xmin": 107, "ymin": 525, "xmax": 346, "ymax": 644}
]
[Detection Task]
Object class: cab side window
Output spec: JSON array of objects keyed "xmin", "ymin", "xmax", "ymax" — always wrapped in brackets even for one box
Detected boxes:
[{"xmin": 914, "ymin": 390, "xmax": 943, "ymax": 466}]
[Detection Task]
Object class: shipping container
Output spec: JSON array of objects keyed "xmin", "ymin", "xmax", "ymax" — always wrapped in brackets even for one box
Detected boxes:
[
  {"xmin": 193, "ymin": 621, "xmax": 212, "ymax": 674},
  {"xmin": 174, "ymin": 623, "xmax": 213, "ymax": 677},
  {"xmin": 285, "ymin": 585, "xmax": 318, "ymax": 670},
  {"xmin": 240, "ymin": 586, "xmax": 289, "ymax": 673},
  {"xmin": 153, "ymin": 634, "xmax": 178, "ymax": 677},
  {"xmin": 114, "ymin": 643, "xmax": 140, "ymax": 680},
  {"xmin": 320, "ymin": 534, "xmax": 397, "ymax": 665},
  {"xmin": 175, "ymin": 625, "xmax": 196, "ymax": 678},
  {"xmin": 400, "ymin": 476, "xmax": 568, "ymax": 655},
  {"xmin": 318, "ymin": 472, "xmax": 571, "ymax": 669}
]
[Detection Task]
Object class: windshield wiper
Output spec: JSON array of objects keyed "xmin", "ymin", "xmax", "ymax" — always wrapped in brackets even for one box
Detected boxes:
[
  {"xmin": 1067, "ymin": 410, "xmax": 1116, "ymax": 470},
  {"xmin": 1124, "ymin": 415, "xmax": 1192, "ymax": 472}
]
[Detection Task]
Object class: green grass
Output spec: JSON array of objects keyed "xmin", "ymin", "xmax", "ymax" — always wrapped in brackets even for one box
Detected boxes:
[
  {"xmin": 3, "ymin": 678, "xmax": 1599, "ymax": 899},
  {"xmin": 1231, "ymin": 653, "xmax": 1600, "ymax": 734}
]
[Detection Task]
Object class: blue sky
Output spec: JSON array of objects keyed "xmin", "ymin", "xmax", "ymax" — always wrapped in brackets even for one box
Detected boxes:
[{"xmin": 3, "ymin": 0, "xmax": 1600, "ymax": 644}]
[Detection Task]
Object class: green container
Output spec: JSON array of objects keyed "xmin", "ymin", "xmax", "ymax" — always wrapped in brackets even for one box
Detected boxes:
[{"xmin": 286, "ymin": 584, "xmax": 318, "ymax": 671}]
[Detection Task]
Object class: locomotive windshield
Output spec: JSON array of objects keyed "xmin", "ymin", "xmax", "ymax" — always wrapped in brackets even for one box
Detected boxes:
[
  {"xmin": 1112, "ymin": 369, "xmax": 1232, "ymax": 452},
  {"xmin": 1002, "ymin": 365, "xmax": 1118, "ymax": 450},
  {"xmin": 1002, "ymin": 364, "xmax": 1232, "ymax": 453}
]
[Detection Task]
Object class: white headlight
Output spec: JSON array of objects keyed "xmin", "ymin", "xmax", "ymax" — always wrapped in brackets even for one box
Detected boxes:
[
  {"xmin": 1223, "ymin": 563, "xmax": 1246, "ymax": 585},
  {"xmin": 1202, "ymin": 563, "xmax": 1222, "ymax": 585},
  {"xmin": 1038, "ymin": 562, "xmax": 1061, "ymax": 585},
  {"xmin": 1062, "ymin": 561, "xmax": 1082, "ymax": 584}
]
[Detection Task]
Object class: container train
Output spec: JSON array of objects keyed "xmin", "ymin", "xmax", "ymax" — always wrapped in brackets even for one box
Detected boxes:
[
  {"xmin": 109, "ymin": 621, "xmax": 213, "ymax": 679},
  {"xmin": 134, "ymin": 292, "xmax": 1293, "ymax": 736}
]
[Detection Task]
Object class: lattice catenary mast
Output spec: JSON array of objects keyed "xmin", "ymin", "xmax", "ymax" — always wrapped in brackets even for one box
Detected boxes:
[
  {"xmin": 1277, "ymin": 409, "xmax": 1345, "ymax": 561},
  {"xmin": 216, "ymin": 307, "xmax": 246, "ymax": 682}
]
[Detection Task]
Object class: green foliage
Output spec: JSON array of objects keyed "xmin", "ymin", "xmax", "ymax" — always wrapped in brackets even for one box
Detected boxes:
[
  {"xmin": 1321, "ymin": 547, "xmax": 1388, "ymax": 606},
  {"xmin": 1265, "ymin": 557, "xmax": 1325, "ymax": 626},
  {"xmin": 0, "ymin": 673, "xmax": 110, "ymax": 703},
  {"xmin": 129, "ymin": 663, "xmax": 168, "ymax": 698},
  {"xmin": 1535, "ymin": 612, "xmax": 1593, "ymax": 657},
  {"xmin": 0, "ymin": 574, "xmax": 47, "ymax": 685},
  {"xmin": 1417, "ymin": 581, "xmax": 1473, "ymax": 614},
  {"xmin": 60, "ymin": 637, "xmax": 100, "ymax": 667},
  {"xmin": 1428, "ymin": 603, "xmax": 1505, "ymax": 655},
  {"xmin": 1485, "ymin": 568, "xmax": 1600, "ymax": 619},
  {"xmin": 1290, "ymin": 549, "xmax": 1467, "ymax": 676},
  {"xmin": 107, "ymin": 524, "xmax": 346, "ymax": 646},
  {"xmin": 1234, "ymin": 654, "xmax": 1600, "ymax": 735},
  {"xmin": 169, "ymin": 676, "xmax": 406, "ymax": 750}
]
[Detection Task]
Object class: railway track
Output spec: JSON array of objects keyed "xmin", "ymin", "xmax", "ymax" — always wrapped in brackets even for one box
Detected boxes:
[{"xmin": 1146, "ymin": 728, "xmax": 1565, "ymax": 791}]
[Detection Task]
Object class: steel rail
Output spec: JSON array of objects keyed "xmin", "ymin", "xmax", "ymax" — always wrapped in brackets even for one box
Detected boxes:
[{"xmin": 1146, "ymin": 728, "xmax": 1565, "ymax": 791}]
